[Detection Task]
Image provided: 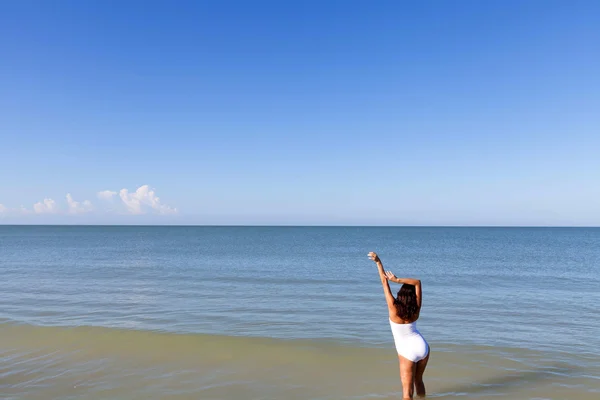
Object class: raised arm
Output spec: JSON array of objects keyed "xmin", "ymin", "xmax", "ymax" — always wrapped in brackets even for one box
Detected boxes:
[
  {"xmin": 368, "ymin": 252, "xmax": 396, "ymax": 314},
  {"xmin": 385, "ymin": 271, "xmax": 422, "ymax": 309}
]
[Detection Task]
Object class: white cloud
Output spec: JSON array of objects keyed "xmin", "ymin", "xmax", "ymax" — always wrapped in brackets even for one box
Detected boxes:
[
  {"xmin": 0, "ymin": 185, "xmax": 177, "ymax": 219},
  {"xmin": 66, "ymin": 194, "xmax": 93, "ymax": 214},
  {"xmin": 97, "ymin": 190, "xmax": 117, "ymax": 201},
  {"xmin": 33, "ymin": 198, "xmax": 59, "ymax": 214},
  {"xmin": 119, "ymin": 185, "xmax": 177, "ymax": 215}
]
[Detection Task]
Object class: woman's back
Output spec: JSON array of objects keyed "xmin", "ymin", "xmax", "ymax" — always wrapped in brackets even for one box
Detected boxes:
[{"xmin": 390, "ymin": 282, "xmax": 421, "ymax": 324}]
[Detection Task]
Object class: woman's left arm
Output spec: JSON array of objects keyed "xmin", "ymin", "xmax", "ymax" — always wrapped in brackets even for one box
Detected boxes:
[{"xmin": 368, "ymin": 252, "xmax": 395, "ymax": 311}]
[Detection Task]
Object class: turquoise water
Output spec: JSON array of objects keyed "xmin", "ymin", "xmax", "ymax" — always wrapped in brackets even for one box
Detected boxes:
[{"xmin": 1, "ymin": 226, "xmax": 599, "ymax": 399}]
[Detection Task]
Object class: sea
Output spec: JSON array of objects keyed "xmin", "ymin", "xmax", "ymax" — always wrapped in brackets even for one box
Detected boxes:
[{"xmin": 1, "ymin": 226, "xmax": 598, "ymax": 399}]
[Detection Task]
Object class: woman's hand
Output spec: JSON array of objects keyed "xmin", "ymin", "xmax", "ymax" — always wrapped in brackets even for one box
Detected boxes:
[
  {"xmin": 368, "ymin": 252, "xmax": 381, "ymax": 263},
  {"xmin": 385, "ymin": 271, "xmax": 397, "ymax": 282}
]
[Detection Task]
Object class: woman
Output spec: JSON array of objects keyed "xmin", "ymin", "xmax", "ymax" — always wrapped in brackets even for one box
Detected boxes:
[{"xmin": 368, "ymin": 251, "xmax": 429, "ymax": 399}]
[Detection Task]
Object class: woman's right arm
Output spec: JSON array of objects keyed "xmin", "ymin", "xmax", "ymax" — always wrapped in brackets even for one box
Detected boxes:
[{"xmin": 385, "ymin": 271, "xmax": 422, "ymax": 309}]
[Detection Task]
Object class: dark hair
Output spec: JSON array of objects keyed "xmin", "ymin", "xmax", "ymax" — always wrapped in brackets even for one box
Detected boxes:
[{"xmin": 394, "ymin": 284, "xmax": 419, "ymax": 321}]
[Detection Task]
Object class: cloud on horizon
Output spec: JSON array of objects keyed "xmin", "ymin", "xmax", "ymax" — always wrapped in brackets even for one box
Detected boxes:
[
  {"xmin": 33, "ymin": 198, "xmax": 59, "ymax": 214},
  {"xmin": 66, "ymin": 194, "xmax": 94, "ymax": 214},
  {"xmin": 97, "ymin": 190, "xmax": 117, "ymax": 201},
  {"xmin": 117, "ymin": 185, "xmax": 177, "ymax": 215},
  {"xmin": 0, "ymin": 185, "xmax": 177, "ymax": 217}
]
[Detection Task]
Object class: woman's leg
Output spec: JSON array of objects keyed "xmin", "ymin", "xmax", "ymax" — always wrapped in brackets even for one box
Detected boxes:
[
  {"xmin": 399, "ymin": 355, "xmax": 416, "ymax": 399},
  {"xmin": 414, "ymin": 349, "xmax": 430, "ymax": 397}
]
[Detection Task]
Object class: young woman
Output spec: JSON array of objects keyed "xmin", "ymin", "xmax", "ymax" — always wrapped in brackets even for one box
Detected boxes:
[{"xmin": 368, "ymin": 251, "xmax": 430, "ymax": 399}]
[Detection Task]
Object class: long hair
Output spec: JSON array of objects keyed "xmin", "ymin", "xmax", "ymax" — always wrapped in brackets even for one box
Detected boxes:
[{"xmin": 394, "ymin": 284, "xmax": 419, "ymax": 321}]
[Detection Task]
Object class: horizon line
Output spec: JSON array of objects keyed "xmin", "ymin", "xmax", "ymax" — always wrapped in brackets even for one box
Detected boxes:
[{"xmin": 0, "ymin": 224, "xmax": 599, "ymax": 228}]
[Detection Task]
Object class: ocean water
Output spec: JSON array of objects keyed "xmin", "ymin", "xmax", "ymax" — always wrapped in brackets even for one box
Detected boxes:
[{"xmin": 1, "ymin": 226, "xmax": 599, "ymax": 399}]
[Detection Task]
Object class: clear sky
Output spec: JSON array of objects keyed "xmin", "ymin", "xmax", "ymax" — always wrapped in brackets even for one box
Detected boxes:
[{"xmin": 1, "ymin": 0, "xmax": 599, "ymax": 225}]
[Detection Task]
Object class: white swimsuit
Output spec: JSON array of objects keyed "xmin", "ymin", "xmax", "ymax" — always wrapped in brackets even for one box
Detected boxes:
[{"xmin": 389, "ymin": 319, "xmax": 429, "ymax": 362}]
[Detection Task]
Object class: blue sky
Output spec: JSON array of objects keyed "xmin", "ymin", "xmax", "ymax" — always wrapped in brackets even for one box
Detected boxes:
[{"xmin": 1, "ymin": 0, "xmax": 599, "ymax": 225}]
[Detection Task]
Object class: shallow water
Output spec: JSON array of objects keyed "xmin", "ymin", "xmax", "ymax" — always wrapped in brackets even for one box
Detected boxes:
[
  {"xmin": 1, "ymin": 324, "xmax": 598, "ymax": 399},
  {"xmin": 1, "ymin": 226, "xmax": 599, "ymax": 398}
]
